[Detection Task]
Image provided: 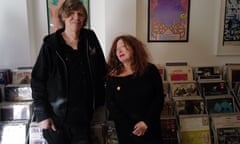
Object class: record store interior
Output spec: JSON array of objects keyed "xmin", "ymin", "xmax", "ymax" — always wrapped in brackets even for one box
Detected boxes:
[{"xmin": 1, "ymin": 0, "xmax": 240, "ymax": 144}]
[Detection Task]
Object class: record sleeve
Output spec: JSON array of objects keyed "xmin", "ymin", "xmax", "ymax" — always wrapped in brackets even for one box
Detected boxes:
[
  {"xmin": 11, "ymin": 68, "xmax": 32, "ymax": 84},
  {"xmin": 165, "ymin": 62, "xmax": 188, "ymax": 66},
  {"xmin": 166, "ymin": 66, "xmax": 193, "ymax": 82},
  {"xmin": 161, "ymin": 100, "xmax": 176, "ymax": 116},
  {"xmin": 205, "ymin": 95, "xmax": 235, "ymax": 114},
  {"xmin": 210, "ymin": 113, "xmax": 240, "ymax": 144},
  {"xmin": 29, "ymin": 122, "xmax": 48, "ymax": 144},
  {"xmin": 174, "ymin": 96, "xmax": 205, "ymax": 115},
  {"xmin": 91, "ymin": 121, "xmax": 119, "ymax": 144},
  {"xmin": 0, "ymin": 69, "xmax": 11, "ymax": 85},
  {"xmin": 156, "ymin": 64, "xmax": 165, "ymax": 81},
  {"xmin": 198, "ymin": 80, "xmax": 228, "ymax": 96},
  {"xmin": 224, "ymin": 64, "xmax": 240, "ymax": 89},
  {"xmin": 194, "ymin": 66, "xmax": 222, "ymax": 81},
  {"xmin": 179, "ymin": 114, "xmax": 211, "ymax": 144},
  {"xmin": 0, "ymin": 120, "xmax": 29, "ymax": 144},
  {"xmin": 216, "ymin": 127, "xmax": 240, "ymax": 144},
  {"xmin": 170, "ymin": 81, "xmax": 198, "ymax": 97},
  {"xmin": 163, "ymin": 81, "xmax": 170, "ymax": 100},
  {"xmin": 0, "ymin": 85, "xmax": 4, "ymax": 102},
  {"xmin": 160, "ymin": 116, "xmax": 179, "ymax": 144},
  {"xmin": 0, "ymin": 101, "xmax": 32, "ymax": 121},
  {"xmin": 210, "ymin": 113, "xmax": 240, "ymax": 129},
  {"xmin": 4, "ymin": 84, "xmax": 32, "ymax": 101}
]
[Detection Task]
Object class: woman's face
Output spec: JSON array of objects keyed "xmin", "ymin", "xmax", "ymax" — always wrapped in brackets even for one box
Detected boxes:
[
  {"xmin": 116, "ymin": 39, "xmax": 133, "ymax": 64},
  {"xmin": 63, "ymin": 9, "xmax": 86, "ymax": 32}
]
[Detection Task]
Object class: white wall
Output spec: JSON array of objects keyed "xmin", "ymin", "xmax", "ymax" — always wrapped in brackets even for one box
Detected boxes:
[
  {"xmin": 104, "ymin": 0, "xmax": 136, "ymax": 57},
  {"xmin": 27, "ymin": 0, "xmax": 49, "ymax": 65},
  {"xmin": 137, "ymin": 0, "xmax": 240, "ymax": 66},
  {"xmin": 90, "ymin": 0, "xmax": 106, "ymax": 56},
  {"xmin": 0, "ymin": 0, "xmax": 239, "ymax": 68},
  {"xmin": 0, "ymin": 0, "xmax": 31, "ymax": 68}
]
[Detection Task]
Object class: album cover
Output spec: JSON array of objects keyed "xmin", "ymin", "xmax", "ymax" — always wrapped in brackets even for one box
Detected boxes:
[
  {"xmin": 161, "ymin": 100, "xmax": 176, "ymax": 116},
  {"xmin": 163, "ymin": 81, "xmax": 170, "ymax": 100},
  {"xmin": 194, "ymin": 66, "xmax": 222, "ymax": 81},
  {"xmin": 0, "ymin": 101, "xmax": 32, "ymax": 121},
  {"xmin": 11, "ymin": 68, "xmax": 32, "ymax": 84},
  {"xmin": 210, "ymin": 113, "xmax": 240, "ymax": 129},
  {"xmin": 174, "ymin": 96, "xmax": 205, "ymax": 115},
  {"xmin": 198, "ymin": 80, "xmax": 228, "ymax": 96},
  {"xmin": 160, "ymin": 116, "xmax": 179, "ymax": 144},
  {"xmin": 0, "ymin": 85, "xmax": 4, "ymax": 102},
  {"xmin": 91, "ymin": 123, "xmax": 107, "ymax": 144},
  {"xmin": 205, "ymin": 95, "xmax": 235, "ymax": 114},
  {"xmin": 210, "ymin": 113, "xmax": 240, "ymax": 144},
  {"xmin": 0, "ymin": 69, "xmax": 11, "ymax": 85},
  {"xmin": 166, "ymin": 66, "xmax": 193, "ymax": 82},
  {"xmin": 0, "ymin": 121, "xmax": 29, "ymax": 144},
  {"xmin": 179, "ymin": 114, "xmax": 211, "ymax": 144},
  {"xmin": 156, "ymin": 64, "xmax": 165, "ymax": 81},
  {"xmin": 4, "ymin": 84, "xmax": 32, "ymax": 101},
  {"xmin": 91, "ymin": 121, "xmax": 119, "ymax": 144},
  {"xmin": 216, "ymin": 127, "xmax": 240, "ymax": 144},
  {"xmin": 223, "ymin": 64, "xmax": 240, "ymax": 89},
  {"xmin": 106, "ymin": 121, "xmax": 119, "ymax": 144},
  {"xmin": 165, "ymin": 62, "xmax": 188, "ymax": 66},
  {"xmin": 170, "ymin": 81, "xmax": 198, "ymax": 97},
  {"xmin": 29, "ymin": 122, "xmax": 48, "ymax": 144},
  {"xmin": 233, "ymin": 81, "xmax": 240, "ymax": 96}
]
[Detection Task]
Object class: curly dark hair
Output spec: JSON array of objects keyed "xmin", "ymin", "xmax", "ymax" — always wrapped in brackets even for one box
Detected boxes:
[{"xmin": 107, "ymin": 35, "xmax": 150, "ymax": 76}]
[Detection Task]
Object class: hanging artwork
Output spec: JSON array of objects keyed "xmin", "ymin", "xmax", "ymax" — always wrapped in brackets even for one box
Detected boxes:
[
  {"xmin": 47, "ymin": 0, "xmax": 90, "ymax": 34},
  {"xmin": 148, "ymin": 0, "xmax": 190, "ymax": 42},
  {"xmin": 217, "ymin": 0, "xmax": 240, "ymax": 55},
  {"xmin": 222, "ymin": 0, "xmax": 240, "ymax": 46}
]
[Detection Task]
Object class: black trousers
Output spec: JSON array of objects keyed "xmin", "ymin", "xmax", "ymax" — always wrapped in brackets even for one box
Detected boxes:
[{"xmin": 42, "ymin": 124, "xmax": 91, "ymax": 144}]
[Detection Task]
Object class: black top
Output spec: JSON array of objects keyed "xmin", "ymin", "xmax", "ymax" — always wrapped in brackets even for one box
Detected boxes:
[
  {"xmin": 56, "ymin": 31, "xmax": 91, "ymax": 125},
  {"xmin": 106, "ymin": 63, "xmax": 165, "ymax": 144},
  {"xmin": 31, "ymin": 28, "xmax": 106, "ymax": 127}
]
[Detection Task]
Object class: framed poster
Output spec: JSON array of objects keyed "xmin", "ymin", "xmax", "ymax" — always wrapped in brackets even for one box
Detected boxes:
[
  {"xmin": 148, "ymin": 0, "xmax": 190, "ymax": 42},
  {"xmin": 217, "ymin": 0, "xmax": 240, "ymax": 55},
  {"xmin": 47, "ymin": 0, "xmax": 90, "ymax": 34}
]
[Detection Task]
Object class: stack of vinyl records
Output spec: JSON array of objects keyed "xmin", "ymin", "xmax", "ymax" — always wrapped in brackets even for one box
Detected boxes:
[
  {"xmin": 29, "ymin": 122, "xmax": 48, "ymax": 144},
  {"xmin": 0, "ymin": 120, "xmax": 29, "ymax": 144},
  {"xmin": 4, "ymin": 84, "xmax": 32, "ymax": 102},
  {"xmin": 0, "ymin": 101, "xmax": 32, "ymax": 121}
]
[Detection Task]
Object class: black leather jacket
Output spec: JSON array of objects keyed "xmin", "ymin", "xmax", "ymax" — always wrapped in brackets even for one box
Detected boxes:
[{"xmin": 31, "ymin": 28, "xmax": 106, "ymax": 123}]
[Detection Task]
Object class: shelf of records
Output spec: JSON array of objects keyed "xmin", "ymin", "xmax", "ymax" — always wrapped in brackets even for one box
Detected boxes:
[
  {"xmin": 0, "ymin": 67, "xmax": 47, "ymax": 144},
  {"xmin": 158, "ymin": 63, "xmax": 240, "ymax": 144}
]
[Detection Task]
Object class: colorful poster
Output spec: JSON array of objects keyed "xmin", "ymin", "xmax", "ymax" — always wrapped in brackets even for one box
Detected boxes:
[
  {"xmin": 47, "ymin": 0, "xmax": 89, "ymax": 34},
  {"xmin": 148, "ymin": 0, "xmax": 190, "ymax": 42}
]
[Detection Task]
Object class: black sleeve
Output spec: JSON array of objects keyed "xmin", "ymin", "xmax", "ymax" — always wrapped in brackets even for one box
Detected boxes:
[
  {"xmin": 88, "ymin": 30, "xmax": 107, "ymax": 109},
  {"xmin": 31, "ymin": 37, "xmax": 53, "ymax": 122},
  {"xmin": 144, "ymin": 64, "xmax": 165, "ymax": 130}
]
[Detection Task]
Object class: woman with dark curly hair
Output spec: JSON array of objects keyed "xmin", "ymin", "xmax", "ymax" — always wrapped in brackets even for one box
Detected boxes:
[{"xmin": 105, "ymin": 35, "xmax": 165, "ymax": 144}]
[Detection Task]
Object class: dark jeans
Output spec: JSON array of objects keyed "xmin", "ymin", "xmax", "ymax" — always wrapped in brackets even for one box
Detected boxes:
[{"xmin": 42, "ymin": 124, "xmax": 91, "ymax": 144}]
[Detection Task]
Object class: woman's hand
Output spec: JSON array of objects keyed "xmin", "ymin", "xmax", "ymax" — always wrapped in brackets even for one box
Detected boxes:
[
  {"xmin": 38, "ymin": 118, "xmax": 56, "ymax": 131},
  {"xmin": 132, "ymin": 121, "xmax": 148, "ymax": 136}
]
